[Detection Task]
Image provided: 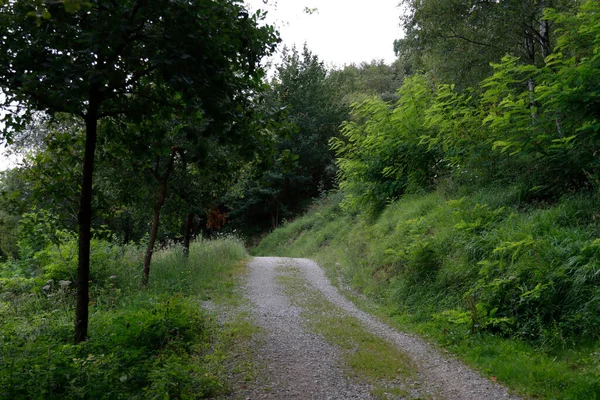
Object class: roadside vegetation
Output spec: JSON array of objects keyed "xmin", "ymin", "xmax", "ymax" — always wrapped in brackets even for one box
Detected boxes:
[
  {"xmin": 0, "ymin": 233, "xmax": 252, "ymax": 399},
  {"xmin": 0, "ymin": 1, "xmax": 406, "ymax": 397},
  {"xmin": 2, "ymin": 0, "xmax": 600, "ymax": 398},
  {"xmin": 255, "ymin": 187, "xmax": 600, "ymax": 399}
]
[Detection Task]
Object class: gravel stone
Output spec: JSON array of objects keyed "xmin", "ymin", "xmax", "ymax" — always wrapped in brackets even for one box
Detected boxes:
[
  {"xmin": 239, "ymin": 256, "xmax": 374, "ymax": 399},
  {"xmin": 238, "ymin": 257, "xmax": 522, "ymax": 400}
]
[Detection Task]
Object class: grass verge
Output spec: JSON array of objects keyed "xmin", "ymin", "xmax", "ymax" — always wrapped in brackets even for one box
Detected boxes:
[{"xmin": 0, "ymin": 235, "xmax": 259, "ymax": 399}]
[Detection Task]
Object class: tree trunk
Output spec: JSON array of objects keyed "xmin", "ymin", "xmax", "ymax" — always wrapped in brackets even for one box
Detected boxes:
[
  {"xmin": 141, "ymin": 150, "xmax": 177, "ymax": 286},
  {"xmin": 123, "ymin": 215, "xmax": 131, "ymax": 244},
  {"xmin": 183, "ymin": 213, "xmax": 194, "ymax": 257},
  {"xmin": 75, "ymin": 97, "xmax": 99, "ymax": 344},
  {"xmin": 539, "ymin": 0, "xmax": 551, "ymax": 59},
  {"xmin": 271, "ymin": 201, "xmax": 279, "ymax": 230},
  {"xmin": 528, "ymin": 78, "xmax": 537, "ymax": 124}
]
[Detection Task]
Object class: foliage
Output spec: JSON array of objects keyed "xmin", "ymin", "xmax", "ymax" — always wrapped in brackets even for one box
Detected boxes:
[
  {"xmin": 0, "ymin": 0, "xmax": 278, "ymax": 131},
  {"xmin": 257, "ymin": 4, "xmax": 600, "ymax": 396},
  {"xmin": 0, "ymin": 0, "xmax": 282, "ymax": 247},
  {"xmin": 0, "ymin": 0, "xmax": 279, "ymax": 339},
  {"xmin": 333, "ymin": 1, "xmax": 600, "ymax": 208},
  {"xmin": 477, "ymin": 1, "xmax": 600, "ymax": 195},
  {"xmin": 328, "ymin": 59, "xmax": 406, "ymax": 104},
  {"xmin": 0, "ymin": 168, "xmax": 34, "ymax": 260},
  {"xmin": 395, "ymin": 0, "xmax": 579, "ymax": 89},
  {"xmin": 0, "ymin": 233, "xmax": 249, "ymax": 399},
  {"xmin": 331, "ymin": 75, "xmax": 440, "ymax": 212},
  {"xmin": 227, "ymin": 45, "xmax": 348, "ymax": 233}
]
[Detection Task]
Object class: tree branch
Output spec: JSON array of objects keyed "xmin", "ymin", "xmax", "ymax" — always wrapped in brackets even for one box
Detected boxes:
[
  {"xmin": 100, "ymin": 64, "xmax": 159, "ymax": 101},
  {"xmin": 21, "ymin": 89, "xmax": 85, "ymax": 119},
  {"xmin": 439, "ymin": 27, "xmax": 500, "ymax": 49}
]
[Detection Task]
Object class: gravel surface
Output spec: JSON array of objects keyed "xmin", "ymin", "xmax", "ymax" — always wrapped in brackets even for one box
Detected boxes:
[
  {"xmin": 239, "ymin": 257, "xmax": 374, "ymax": 399},
  {"xmin": 239, "ymin": 257, "xmax": 522, "ymax": 400}
]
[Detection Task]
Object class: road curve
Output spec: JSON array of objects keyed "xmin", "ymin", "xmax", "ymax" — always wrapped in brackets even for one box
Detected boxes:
[{"xmin": 239, "ymin": 257, "xmax": 520, "ymax": 400}]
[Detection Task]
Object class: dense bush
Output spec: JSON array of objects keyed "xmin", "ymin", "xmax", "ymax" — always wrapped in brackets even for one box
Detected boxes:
[
  {"xmin": 331, "ymin": 75, "xmax": 440, "ymax": 212},
  {"xmin": 334, "ymin": 1, "xmax": 600, "ymax": 205},
  {"xmin": 1, "ymin": 296, "xmax": 216, "ymax": 399}
]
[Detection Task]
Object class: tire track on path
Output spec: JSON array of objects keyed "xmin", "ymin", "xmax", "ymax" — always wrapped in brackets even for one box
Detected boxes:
[
  {"xmin": 240, "ymin": 257, "xmax": 520, "ymax": 400},
  {"xmin": 240, "ymin": 257, "xmax": 373, "ymax": 399}
]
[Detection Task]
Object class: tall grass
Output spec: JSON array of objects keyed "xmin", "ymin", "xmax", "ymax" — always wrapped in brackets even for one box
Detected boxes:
[
  {"xmin": 148, "ymin": 236, "xmax": 247, "ymax": 298},
  {"xmin": 0, "ymin": 235, "xmax": 248, "ymax": 399},
  {"xmin": 254, "ymin": 187, "xmax": 600, "ymax": 399}
]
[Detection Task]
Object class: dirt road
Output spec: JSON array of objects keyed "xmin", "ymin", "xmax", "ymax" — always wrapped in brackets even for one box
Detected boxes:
[{"xmin": 234, "ymin": 257, "xmax": 519, "ymax": 400}]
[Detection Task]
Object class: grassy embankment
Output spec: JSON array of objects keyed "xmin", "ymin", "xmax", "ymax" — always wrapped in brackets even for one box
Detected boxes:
[
  {"xmin": 0, "ymin": 236, "xmax": 257, "ymax": 399},
  {"xmin": 254, "ymin": 186, "xmax": 600, "ymax": 399}
]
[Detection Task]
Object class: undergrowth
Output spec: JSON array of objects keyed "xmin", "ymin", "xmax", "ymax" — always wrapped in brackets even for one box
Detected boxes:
[
  {"xmin": 254, "ymin": 187, "xmax": 600, "ymax": 399},
  {"xmin": 0, "ymin": 233, "xmax": 249, "ymax": 399}
]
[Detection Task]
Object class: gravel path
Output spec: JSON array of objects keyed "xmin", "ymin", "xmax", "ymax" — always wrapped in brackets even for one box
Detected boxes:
[
  {"xmin": 240, "ymin": 257, "xmax": 373, "ymax": 399},
  {"xmin": 240, "ymin": 257, "xmax": 521, "ymax": 400}
]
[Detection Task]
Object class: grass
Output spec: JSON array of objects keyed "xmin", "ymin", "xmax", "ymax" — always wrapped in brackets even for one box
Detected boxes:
[
  {"xmin": 254, "ymin": 186, "xmax": 600, "ymax": 399},
  {"xmin": 276, "ymin": 264, "xmax": 424, "ymax": 400},
  {"xmin": 0, "ymin": 235, "xmax": 259, "ymax": 399}
]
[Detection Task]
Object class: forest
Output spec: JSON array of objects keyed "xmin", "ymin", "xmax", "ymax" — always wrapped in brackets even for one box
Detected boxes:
[{"xmin": 1, "ymin": 0, "xmax": 600, "ymax": 398}]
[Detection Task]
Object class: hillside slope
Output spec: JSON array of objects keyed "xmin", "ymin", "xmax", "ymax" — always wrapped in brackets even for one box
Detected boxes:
[{"xmin": 254, "ymin": 186, "xmax": 600, "ymax": 399}]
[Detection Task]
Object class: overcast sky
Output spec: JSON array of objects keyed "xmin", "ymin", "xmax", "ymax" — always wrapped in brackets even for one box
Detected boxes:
[
  {"xmin": 0, "ymin": 137, "xmax": 13, "ymax": 172},
  {"xmin": 0, "ymin": 1, "xmax": 405, "ymax": 171},
  {"xmin": 244, "ymin": 0, "xmax": 404, "ymax": 67}
]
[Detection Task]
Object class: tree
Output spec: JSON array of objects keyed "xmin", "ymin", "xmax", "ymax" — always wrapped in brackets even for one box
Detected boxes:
[
  {"xmin": 0, "ymin": 0, "xmax": 278, "ymax": 342},
  {"xmin": 395, "ymin": 0, "xmax": 579, "ymax": 89},
  {"xmin": 329, "ymin": 59, "xmax": 406, "ymax": 104},
  {"xmin": 227, "ymin": 46, "xmax": 348, "ymax": 233},
  {"xmin": 0, "ymin": 168, "xmax": 28, "ymax": 260}
]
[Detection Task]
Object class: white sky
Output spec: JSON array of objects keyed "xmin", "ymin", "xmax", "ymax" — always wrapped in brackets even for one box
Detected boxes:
[
  {"xmin": 244, "ymin": 0, "xmax": 404, "ymax": 68},
  {"xmin": 0, "ymin": 143, "xmax": 18, "ymax": 172},
  {"xmin": 0, "ymin": 1, "xmax": 405, "ymax": 172}
]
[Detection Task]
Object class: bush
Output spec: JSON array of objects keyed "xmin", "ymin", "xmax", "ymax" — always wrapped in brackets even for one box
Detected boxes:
[{"xmin": 331, "ymin": 75, "xmax": 440, "ymax": 212}]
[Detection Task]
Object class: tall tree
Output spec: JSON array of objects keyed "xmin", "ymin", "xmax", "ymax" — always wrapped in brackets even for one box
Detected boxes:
[
  {"xmin": 395, "ymin": 0, "xmax": 579, "ymax": 89},
  {"xmin": 329, "ymin": 59, "xmax": 407, "ymax": 104},
  {"xmin": 0, "ymin": 0, "xmax": 278, "ymax": 342},
  {"xmin": 228, "ymin": 46, "xmax": 348, "ymax": 233}
]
